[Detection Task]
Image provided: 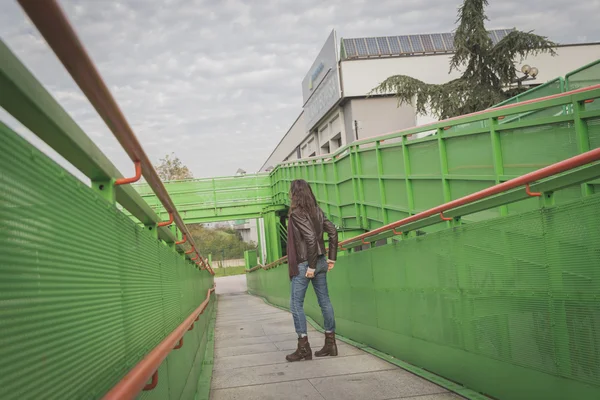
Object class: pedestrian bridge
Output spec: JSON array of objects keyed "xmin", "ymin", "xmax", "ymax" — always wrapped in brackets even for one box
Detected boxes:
[{"xmin": 1, "ymin": 3, "xmax": 600, "ymax": 400}]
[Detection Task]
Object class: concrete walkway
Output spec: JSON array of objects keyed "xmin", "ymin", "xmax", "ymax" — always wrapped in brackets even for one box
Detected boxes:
[
  {"xmin": 215, "ymin": 274, "xmax": 247, "ymax": 295},
  {"xmin": 210, "ymin": 285, "xmax": 464, "ymax": 400}
]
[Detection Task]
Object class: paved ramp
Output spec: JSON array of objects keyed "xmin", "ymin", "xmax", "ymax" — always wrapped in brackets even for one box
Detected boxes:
[
  {"xmin": 210, "ymin": 291, "xmax": 464, "ymax": 400},
  {"xmin": 215, "ymin": 274, "xmax": 247, "ymax": 294}
]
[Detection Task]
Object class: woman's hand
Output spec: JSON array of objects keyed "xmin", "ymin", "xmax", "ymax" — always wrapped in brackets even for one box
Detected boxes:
[
  {"xmin": 305, "ymin": 268, "xmax": 316, "ymax": 278},
  {"xmin": 327, "ymin": 260, "xmax": 335, "ymax": 271}
]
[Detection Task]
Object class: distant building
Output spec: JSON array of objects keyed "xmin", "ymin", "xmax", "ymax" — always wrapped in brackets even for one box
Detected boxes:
[
  {"xmin": 203, "ymin": 221, "xmax": 234, "ymax": 229},
  {"xmin": 233, "ymin": 219, "xmax": 258, "ymax": 244},
  {"xmin": 261, "ymin": 29, "xmax": 600, "ymax": 170}
]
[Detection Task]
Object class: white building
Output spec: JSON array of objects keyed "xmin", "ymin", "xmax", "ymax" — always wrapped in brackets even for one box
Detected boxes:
[
  {"xmin": 233, "ymin": 219, "xmax": 259, "ymax": 244},
  {"xmin": 261, "ymin": 29, "xmax": 600, "ymax": 171}
]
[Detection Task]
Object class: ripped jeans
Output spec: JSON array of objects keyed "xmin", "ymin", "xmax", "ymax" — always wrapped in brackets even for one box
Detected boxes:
[{"xmin": 290, "ymin": 255, "xmax": 336, "ymax": 337}]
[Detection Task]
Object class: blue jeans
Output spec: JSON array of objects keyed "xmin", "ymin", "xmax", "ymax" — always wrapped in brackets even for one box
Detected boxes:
[{"xmin": 290, "ymin": 255, "xmax": 335, "ymax": 337}]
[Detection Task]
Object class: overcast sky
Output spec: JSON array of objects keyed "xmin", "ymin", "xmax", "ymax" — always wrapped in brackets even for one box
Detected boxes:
[{"xmin": 1, "ymin": 0, "xmax": 598, "ymax": 181}]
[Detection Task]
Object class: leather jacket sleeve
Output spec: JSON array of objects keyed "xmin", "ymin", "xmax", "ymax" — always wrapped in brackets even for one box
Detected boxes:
[
  {"xmin": 323, "ymin": 214, "xmax": 338, "ymax": 261},
  {"xmin": 290, "ymin": 211, "xmax": 319, "ymax": 270}
]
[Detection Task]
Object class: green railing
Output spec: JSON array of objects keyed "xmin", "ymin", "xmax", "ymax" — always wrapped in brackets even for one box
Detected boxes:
[
  {"xmin": 0, "ymin": 119, "xmax": 216, "ymax": 400},
  {"xmin": 493, "ymin": 76, "xmax": 565, "ymax": 107},
  {"xmin": 566, "ymin": 59, "xmax": 600, "ymax": 91},
  {"xmin": 131, "ymin": 174, "xmax": 274, "ymax": 224},
  {"xmin": 0, "ymin": 6, "xmax": 215, "ymax": 398},
  {"xmin": 269, "ymin": 84, "xmax": 600, "ymax": 236}
]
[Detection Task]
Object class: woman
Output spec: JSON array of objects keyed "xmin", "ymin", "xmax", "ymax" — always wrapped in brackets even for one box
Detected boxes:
[{"xmin": 285, "ymin": 179, "xmax": 338, "ymax": 362}]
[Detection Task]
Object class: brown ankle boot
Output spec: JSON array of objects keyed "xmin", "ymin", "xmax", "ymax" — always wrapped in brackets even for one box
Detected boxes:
[
  {"xmin": 315, "ymin": 332, "xmax": 338, "ymax": 357},
  {"xmin": 286, "ymin": 337, "xmax": 312, "ymax": 362}
]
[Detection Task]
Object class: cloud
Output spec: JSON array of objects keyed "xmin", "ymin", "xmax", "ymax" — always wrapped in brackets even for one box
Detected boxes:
[{"xmin": 1, "ymin": 0, "xmax": 598, "ymax": 180}]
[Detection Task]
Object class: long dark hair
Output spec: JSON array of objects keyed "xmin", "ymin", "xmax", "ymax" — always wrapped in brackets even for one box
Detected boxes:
[{"xmin": 289, "ymin": 179, "xmax": 318, "ymax": 217}]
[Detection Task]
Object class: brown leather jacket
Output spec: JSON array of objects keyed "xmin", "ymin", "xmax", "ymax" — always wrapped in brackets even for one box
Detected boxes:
[{"xmin": 289, "ymin": 207, "xmax": 338, "ymax": 270}]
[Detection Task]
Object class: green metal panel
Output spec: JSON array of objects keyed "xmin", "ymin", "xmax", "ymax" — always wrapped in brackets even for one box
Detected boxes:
[
  {"xmin": 493, "ymin": 77, "xmax": 565, "ymax": 114},
  {"xmin": 248, "ymin": 193, "xmax": 600, "ymax": 400},
  {"xmin": 129, "ymin": 175, "xmax": 273, "ymax": 223},
  {"xmin": 0, "ymin": 123, "xmax": 215, "ymax": 400},
  {"xmin": 566, "ymin": 59, "xmax": 600, "ymax": 91},
  {"xmin": 269, "ymin": 98, "xmax": 600, "ymax": 233}
]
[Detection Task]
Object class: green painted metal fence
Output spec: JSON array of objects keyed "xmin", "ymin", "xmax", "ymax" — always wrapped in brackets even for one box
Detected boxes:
[
  {"xmin": 567, "ymin": 59, "xmax": 600, "ymax": 91},
  {"xmin": 131, "ymin": 174, "xmax": 274, "ymax": 224},
  {"xmin": 0, "ymin": 123, "xmax": 215, "ymax": 399},
  {"xmin": 270, "ymin": 85, "xmax": 600, "ymax": 236},
  {"xmin": 248, "ymin": 192, "xmax": 600, "ymax": 400}
]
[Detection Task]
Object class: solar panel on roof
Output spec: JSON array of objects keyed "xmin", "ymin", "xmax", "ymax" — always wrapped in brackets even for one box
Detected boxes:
[
  {"xmin": 409, "ymin": 35, "xmax": 424, "ymax": 52},
  {"xmin": 366, "ymin": 37, "xmax": 379, "ymax": 55},
  {"xmin": 388, "ymin": 36, "xmax": 401, "ymax": 54},
  {"xmin": 421, "ymin": 34, "xmax": 435, "ymax": 52},
  {"xmin": 344, "ymin": 39, "xmax": 357, "ymax": 57},
  {"xmin": 431, "ymin": 34, "xmax": 445, "ymax": 51},
  {"xmin": 495, "ymin": 29, "xmax": 509, "ymax": 41},
  {"xmin": 340, "ymin": 29, "xmax": 515, "ymax": 59},
  {"xmin": 377, "ymin": 37, "xmax": 390, "ymax": 54},
  {"xmin": 355, "ymin": 38, "xmax": 369, "ymax": 56},
  {"xmin": 442, "ymin": 33, "xmax": 454, "ymax": 50},
  {"xmin": 398, "ymin": 36, "xmax": 412, "ymax": 52}
]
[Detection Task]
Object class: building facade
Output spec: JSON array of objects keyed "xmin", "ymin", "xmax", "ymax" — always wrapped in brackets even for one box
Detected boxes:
[{"xmin": 261, "ymin": 29, "xmax": 600, "ymax": 171}]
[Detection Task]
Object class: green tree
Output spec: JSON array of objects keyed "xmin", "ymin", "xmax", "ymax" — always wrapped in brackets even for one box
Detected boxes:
[
  {"xmin": 370, "ymin": 0, "xmax": 557, "ymax": 120},
  {"xmin": 155, "ymin": 152, "xmax": 193, "ymax": 181},
  {"xmin": 188, "ymin": 224, "xmax": 256, "ymax": 260}
]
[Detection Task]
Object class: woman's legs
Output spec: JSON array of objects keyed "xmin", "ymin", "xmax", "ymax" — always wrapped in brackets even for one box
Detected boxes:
[
  {"xmin": 312, "ymin": 256, "xmax": 335, "ymax": 332},
  {"xmin": 290, "ymin": 262, "xmax": 310, "ymax": 337},
  {"xmin": 287, "ymin": 262, "xmax": 312, "ymax": 362}
]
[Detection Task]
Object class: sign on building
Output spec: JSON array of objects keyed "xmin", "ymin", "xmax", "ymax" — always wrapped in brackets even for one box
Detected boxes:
[{"xmin": 301, "ymin": 29, "xmax": 342, "ymax": 131}]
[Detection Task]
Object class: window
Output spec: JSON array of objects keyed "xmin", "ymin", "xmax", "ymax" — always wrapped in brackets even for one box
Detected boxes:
[
  {"xmin": 331, "ymin": 133, "xmax": 342, "ymax": 151},
  {"xmin": 307, "ymin": 138, "xmax": 315, "ymax": 154}
]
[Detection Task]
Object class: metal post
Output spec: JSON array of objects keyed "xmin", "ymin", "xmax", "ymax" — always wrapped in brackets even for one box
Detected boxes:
[
  {"xmin": 167, "ymin": 225, "xmax": 177, "ymax": 250},
  {"xmin": 401, "ymin": 136, "xmax": 416, "ymax": 237},
  {"xmin": 354, "ymin": 146, "xmax": 368, "ymax": 229},
  {"xmin": 437, "ymin": 128, "xmax": 457, "ymax": 227},
  {"xmin": 332, "ymin": 156, "xmax": 343, "ymax": 228},
  {"xmin": 212, "ymin": 178, "xmax": 217, "ymax": 215},
  {"xmin": 321, "ymin": 162, "xmax": 332, "ymax": 218},
  {"xmin": 489, "ymin": 117, "xmax": 508, "ymax": 216},
  {"xmin": 375, "ymin": 140, "xmax": 390, "ymax": 243},
  {"xmin": 349, "ymin": 146, "xmax": 362, "ymax": 228},
  {"xmin": 255, "ymin": 218, "xmax": 263, "ymax": 265},
  {"xmin": 573, "ymin": 99, "xmax": 593, "ymax": 196}
]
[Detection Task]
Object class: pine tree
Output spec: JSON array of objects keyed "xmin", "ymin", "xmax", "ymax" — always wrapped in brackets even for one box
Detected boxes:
[{"xmin": 370, "ymin": 0, "xmax": 557, "ymax": 119}]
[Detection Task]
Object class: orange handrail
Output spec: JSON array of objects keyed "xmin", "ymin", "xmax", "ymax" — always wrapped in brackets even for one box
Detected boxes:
[
  {"xmin": 114, "ymin": 161, "xmax": 142, "ymax": 186},
  {"xmin": 101, "ymin": 285, "xmax": 215, "ymax": 400},
  {"xmin": 175, "ymin": 234, "xmax": 187, "ymax": 245},
  {"xmin": 157, "ymin": 213, "xmax": 174, "ymax": 227}
]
